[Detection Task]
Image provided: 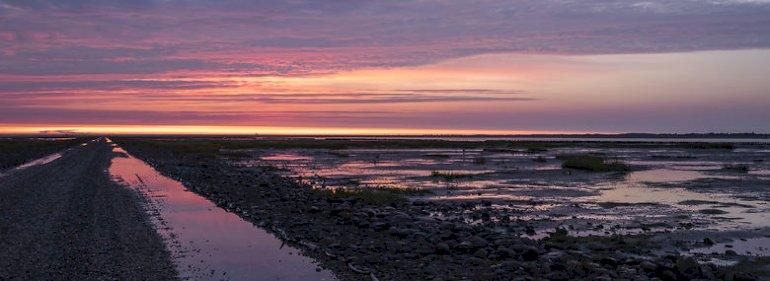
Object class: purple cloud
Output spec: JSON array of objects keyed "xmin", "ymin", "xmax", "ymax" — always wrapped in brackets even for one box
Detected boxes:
[{"xmin": 1, "ymin": 0, "xmax": 768, "ymax": 76}]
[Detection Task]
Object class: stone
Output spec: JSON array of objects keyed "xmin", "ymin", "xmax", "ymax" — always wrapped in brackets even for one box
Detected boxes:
[{"xmin": 522, "ymin": 248, "xmax": 539, "ymax": 261}]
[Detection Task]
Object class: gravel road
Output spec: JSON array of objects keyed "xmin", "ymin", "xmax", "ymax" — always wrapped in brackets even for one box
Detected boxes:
[{"xmin": 0, "ymin": 139, "xmax": 177, "ymax": 280}]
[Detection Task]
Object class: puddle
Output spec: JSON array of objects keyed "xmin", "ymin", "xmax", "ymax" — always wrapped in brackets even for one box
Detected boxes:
[
  {"xmin": 628, "ymin": 169, "xmax": 707, "ymax": 183},
  {"xmin": 261, "ymin": 153, "xmax": 313, "ymax": 161},
  {"xmin": 690, "ymin": 237, "xmax": 770, "ymax": 257},
  {"xmin": 109, "ymin": 145, "xmax": 335, "ymax": 281},
  {"xmin": 247, "ymin": 146, "xmax": 770, "ymax": 238},
  {"xmin": 592, "ymin": 179, "xmax": 770, "ymax": 230},
  {"xmin": 749, "ymin": 170, "xmax": 770, "ymax": 176},
  {"xmin": 0, "ymin": 152, "xmax": 64, "ymax": 177},
  {"xmin": 13, "ymin": 153, "xmax": 63, "ymax": 170},
  {"xmin": 250, "ymin": 149, "xmax": 534, "ymax": 191}
]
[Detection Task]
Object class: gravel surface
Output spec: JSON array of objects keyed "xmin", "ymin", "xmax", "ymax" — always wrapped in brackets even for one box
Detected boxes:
[{"xmin": 0, "ymin": 139, "xmax": 178, "ymax": 280}]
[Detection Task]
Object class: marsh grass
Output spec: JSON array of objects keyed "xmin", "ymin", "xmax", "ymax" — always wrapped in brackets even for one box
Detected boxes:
[
  {"xmin": 430, "ymin": 170, "xmax": 478, "ymax": 180},
  {"xmin": 313, "ymin": 187, "xmax": 429, "ymax": 205},
  {"xmin": 722, "ymin": 164, "xmax": 750, "ymax": 173},
  {"xmin": 328, "ymin": 151, "xmax": 350, "ymax": 158},
  {"xmin": 558, "ymin": 154, "xmax": 630, "ymax": 172},
  {"xmin": 532, "ymin": 156, "xmax": 548, "ymax": 163},
  {"xmin": 423, "ymin": 153, "xmax": 451, "ymax": 158}
]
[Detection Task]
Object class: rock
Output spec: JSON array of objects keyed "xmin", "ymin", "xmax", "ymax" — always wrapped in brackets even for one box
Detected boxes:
[
  {"xmin": 639, "ymin": 261, "xmax": 656, "ymax": 272},
  {"xmin": 658, "ymin": 269, "xmax": 677, "ymax": 281},
  {"xmin": 458, "ymin": 241, "xmax": 474, "ymax": 252},
  {"xmin": 371, "ymin": 222, "xmax": 390, "ymax": 232},
  {"xmin": 348, "ymin": 263, "xmax": 372, "ymax": 274},
  {"xmin": 524, "ymin": 226, "xmax": 536, "ymax": 236},
  {"xmin": 599, "ymin": 257, "xmax": 617, "ymax": 267},
  {"xmin": 388, "ymin": 227, "xmax": 411, "ymax": 238},
  {"xmin": 307, "ymin": 205, "xmax": 321, "ymax": 213},
  {"xmin": 522, "ymin": 248, "xmax": 539, "ymax": 261},
  {"xmin": 496, "ymin": 247, "xmax": 515, "ymax": 258},
  {"xmin": 435, "ymin": 243, "xmax": 450, "ymax": 255},
  {"xmin": 473, "ymin": 248, "xmax": 488, "ymax": 258},
  {"xmin": 703, "ymin": 237, "xmax": 714, "ymax": 246},
  {"xmin": 469, "ymin": 236, "xmax": 489, "ymax": 249},
  {"xmin": 546, "ymin": 271, "xmax": 570, "ymax": 281},
  {"xmin": 675, "ymin": 256, "xmax": 700, "ymax": 279}
]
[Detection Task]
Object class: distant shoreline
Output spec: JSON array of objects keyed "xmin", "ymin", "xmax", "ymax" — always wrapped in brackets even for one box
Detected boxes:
[{"xmin": 3, "ymin": 132, "xmax": 770, "ymax": 139}]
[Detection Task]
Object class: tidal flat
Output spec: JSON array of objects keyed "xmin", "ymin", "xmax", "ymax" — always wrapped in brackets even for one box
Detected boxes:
[
  {"xmin": 110, "ymin": 137, "xmax": 770, "ymax": 280},
  {"xmin": 3, "ymin": 137, "xmax": 768, "ymax": 280}
]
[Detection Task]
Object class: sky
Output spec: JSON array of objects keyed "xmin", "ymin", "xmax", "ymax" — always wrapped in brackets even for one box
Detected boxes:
[{"xmin": 1, "ymin": 0, "xmax": 769, "ymax": 135}]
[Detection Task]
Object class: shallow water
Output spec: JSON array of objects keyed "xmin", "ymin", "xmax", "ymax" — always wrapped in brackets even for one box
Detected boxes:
[
  {"xmin": 0, "ymin": 152, "xmax": 65, "ymax": 178},
  {"xmin": 690, "ymin": 237, "xmax": 770, "ymax": 257},
  {"xmin": 109, "ymin": 144, "xmax": 335, "ymax": 281},
  {"xmin": 13, "ymin": 152, "xmax": 63, "ymax": 170},
  {"xmin": 246, "ymin": 145, "xmax": 770, "ymax": 238}
]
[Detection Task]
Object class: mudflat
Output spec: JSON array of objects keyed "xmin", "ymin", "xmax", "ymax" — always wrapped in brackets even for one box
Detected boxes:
[{"xmin": 0, "ymin": 139, "xmax": 177, "ymax": 280}]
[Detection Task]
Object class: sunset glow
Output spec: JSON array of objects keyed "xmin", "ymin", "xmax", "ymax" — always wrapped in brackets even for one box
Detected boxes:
[{"xmin": 1, "ymin": 1, "xmax": 769, "ymax": 135}]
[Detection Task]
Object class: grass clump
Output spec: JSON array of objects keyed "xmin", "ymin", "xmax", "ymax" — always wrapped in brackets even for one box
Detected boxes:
[
  {"xmin": 525, "ymin": 146, "xmax": 548, "ymax": 153},
  {"xmin": 430, "ymin": 170, "xmax": 477, "ymax": 180},
  {"xmin": 722, "ymin": 164, "xmax": 750, "ymax": 173},
  {"xmin": 532, "ymin": 156, "xmax": 548, "ymax": 163},
  {"xmin": 313, "ymin": 187, "xmax": 429, "ymax": 205},
  {"xmin": 558, "ymin": 154, "xmax": 630, "ymax": 172}
]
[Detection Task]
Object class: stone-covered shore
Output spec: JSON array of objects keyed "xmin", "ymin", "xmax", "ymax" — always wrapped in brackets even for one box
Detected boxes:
[{"xmin": 117, "ymin": 138, "xmax": 768, "ymax": 281}]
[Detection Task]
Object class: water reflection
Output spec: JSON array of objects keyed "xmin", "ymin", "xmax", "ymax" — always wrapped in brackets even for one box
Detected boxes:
[
  {"xmin": 109, "ymin": 145, "xmax": 335, "ymax": 281},
  {"xmin": 0, "ymin": 152, "xmax": 64, "ymax": 178},
  {"xmin": 690, "ymin": 237, "xmax": 770, "ymax": 257},
  {"xmin": 13, "ymin": 153, "xmax": 63, "ymax": 171},
  {"xmin": 244, "ymin": 146, "xmax": 770, "ymax": 236}
]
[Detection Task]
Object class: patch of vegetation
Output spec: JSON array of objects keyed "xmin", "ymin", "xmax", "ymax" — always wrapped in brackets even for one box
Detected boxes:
[
  {"xmin": 678, "ymin": 200, "xmax": 721, "ymax": 206},
  {"xmin": 430, "ymin": 170, "xmax": 478, "ymax": 180},
  {"xmin": 558, "ymin": 154, "xmax": 630, "ymax": 172},
  {"xmin": 328, "ymin": 151, "xmax": 350, "ymax": 158},
  {"xmin": 699, "ymin": 208, "xmax": 729, "ymax": 215},
  {"xmin": 525, "ymin": 146, "xmax": 548, "ymax": 153},
  {"xmin": 532, "ymin": 156, "xmax": 548, "ymax": 163},
  {"xmin": 312, "ymin": 187, "xmax": 429, "ymax": 205},
  {"xmin": 219, "ymin": 150, "xmax": 250, "ymax": 159},
  {"xmin": 685, "ymin": 143, "xmax": 735, "ymax": 150},
  {"xmin": 423, "ymin": 153, "xmax": 451, "ymax": 158},
  {"xmin": 722, "ymin": 164, "xmax": 750, "ymax": 173}
]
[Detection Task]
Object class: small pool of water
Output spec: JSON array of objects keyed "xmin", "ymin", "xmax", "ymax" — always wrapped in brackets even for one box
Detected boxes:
[
  {"xmin": 14, "ymin": 152, "xmax": 63, "ymax": 170},
  {"xmin": 626, "ymin": 168, "xmax": 741, "ymax": 183},
  {"xmin": 0, "ymin": 152, "xmax": 64, "ymax": 178},
  {"xmin": 248, "ymin": 147, "xmax": 770, "ymax": 236},
  {"xmin": 109, "ymin": 145, "xmax": 335, "ymax": 281},
  {"xmin": 690, "ymin": 237, "xmax": 770, "ymax": 257}
]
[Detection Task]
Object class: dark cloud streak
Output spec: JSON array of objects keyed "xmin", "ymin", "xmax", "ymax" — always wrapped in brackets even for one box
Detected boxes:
[{"xmin": 1, "ymin": 0, "xmax": 768, "ymax": 76}]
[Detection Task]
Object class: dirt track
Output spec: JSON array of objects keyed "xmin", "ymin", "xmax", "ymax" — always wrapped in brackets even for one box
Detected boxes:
[{"xmin": 0, "ymin": 139, "xmax": 177, "ymax": 280}]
